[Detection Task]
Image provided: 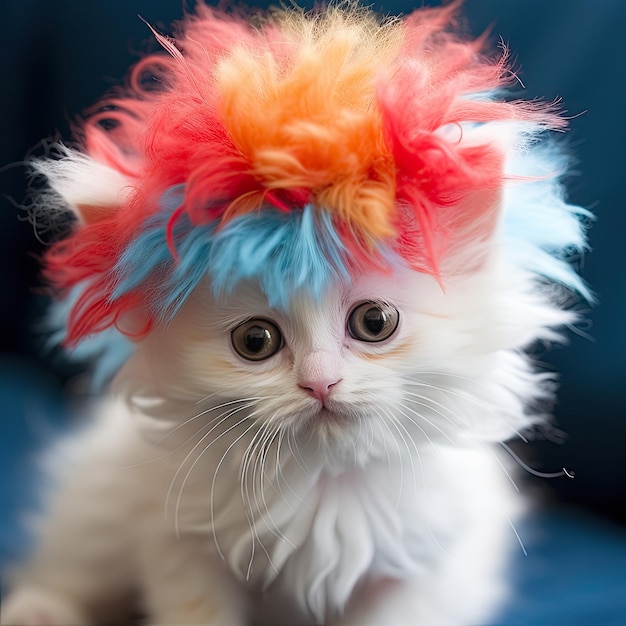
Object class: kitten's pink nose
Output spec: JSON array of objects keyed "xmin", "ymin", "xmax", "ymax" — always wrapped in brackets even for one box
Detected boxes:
[{"xmin": 299, "ymin": 378, "xmax": 341, "ymax": 402}]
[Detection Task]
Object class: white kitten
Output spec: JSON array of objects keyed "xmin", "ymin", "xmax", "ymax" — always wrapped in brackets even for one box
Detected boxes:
[
  {"xmin": 1, "ymin": 4, "xmax": 589, "ymax": 625},
  {"xmin": 3, "ymin": 260, "xmax": 570, "ymax": 625}
]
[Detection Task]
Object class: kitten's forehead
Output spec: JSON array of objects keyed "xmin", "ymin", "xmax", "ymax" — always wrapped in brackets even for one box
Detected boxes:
[
  {"xmin": 212, "ymin": 280, "xmax": 344, "ymax": 328},
  {"xmin": 348, "ymin": 267, "xmax": 431, "ymax": 302}
]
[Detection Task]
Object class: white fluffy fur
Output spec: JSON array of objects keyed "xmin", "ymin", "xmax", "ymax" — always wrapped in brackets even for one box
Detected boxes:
[
  {"xmin": 30, "ymin": 146, "xmax": 134, "ymax": 223},
  {"xmin": 2, "ymin": 246, "xmax": 572, "ymax": 625}
]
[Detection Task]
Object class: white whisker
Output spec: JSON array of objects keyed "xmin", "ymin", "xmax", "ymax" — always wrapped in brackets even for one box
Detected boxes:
[
  {"xmin": 258, "ymin": 425, "xmax": 296, "ymax": 549},
  {"xmin": 245, "ymin": 422, "xmax": 291, "ymax": 576},
  {"xmin": 403, "ymin": 390, "xmax": 468, "ymax": 428},
  {"xmin": 384, "ymin": 410, "xmax": 418, "ymax": 491},
  {"xmin": 167, "ymin": 402, "xmax": 259, "ymax": 534},
  {"xmin": 397, "ymin": 401, "xmax": 456, "ymax": 445},
  {"xmin": 287, "ymin": 429, "xmax": 312, "ymax": 477},
  {"xmin": 272, "ymin": 428, "xmax": 290, "ymax": 505},
  {"xmin": 369, "ymin": 415, "xmax": 391, "ymax": 474},
  {"xmin": 376, "ymin": 411, "xmax": 404, "ymax": 507},
  {"xmin": 124, "ymin": 418, "xmax": 222, "ymax": 469},
  {"xmin": 404, "ymin": 379, "xmax": 530, "ymax": 443},
  {"xmin": 352, "ymin": 417, "xmax": 363, "ymax": 468},
  {"xmin": 364, "ymin": 419, "xmax": 375, "ymax": 459},
  {"xmin": 194, "ymin": 390, "xmax": 220, "ymax": 405},
  {"xmin": 209, "ymin": 420, "xmax": 261, "ymax": 562},
  {"xmin": 509, "ymin": 518, "xmax": 528, "ymax": 557},
  {"xmin": 483, "ymin": 444, "xmax": 521, "ymax": 494},
  {"xmin": 268, "ymin": 427, "xmax": 306, "ymax": 511},
  {"xmin": 499, "ymin": 442, "xmax": 573, "ymax": 480},
  {"xmin": 157, "ymin": 397, "xmax": 270, "ymax": 447},
  {"xmin": 241, "ymin": 420, "xmax": 277, "ymax": 579}
]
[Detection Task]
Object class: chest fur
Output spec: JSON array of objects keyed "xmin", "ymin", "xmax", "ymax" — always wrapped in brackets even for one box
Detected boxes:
[{"xmin": 203, "ymin": 461, "xmax": 463, "ymax": 622}]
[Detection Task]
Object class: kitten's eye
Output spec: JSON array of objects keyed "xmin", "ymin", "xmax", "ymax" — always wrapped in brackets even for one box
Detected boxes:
[
  {"xmin": 348, "ymin": 302, "xmax": 399, "ymax": 343},
  {"xmin": 231, "ymin": 318, "xmax": 283, "ymax": 361}
]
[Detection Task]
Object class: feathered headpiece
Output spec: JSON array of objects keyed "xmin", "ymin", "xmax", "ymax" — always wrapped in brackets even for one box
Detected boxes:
[{"xmin": 36, "ymin": 2, "xmax": 588, "ymax": 345}]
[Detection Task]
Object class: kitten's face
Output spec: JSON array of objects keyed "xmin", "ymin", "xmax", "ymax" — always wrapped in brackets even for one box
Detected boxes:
[{"xmin": 132, "ymin": 264, "xmax": 519, "ymax": 465}]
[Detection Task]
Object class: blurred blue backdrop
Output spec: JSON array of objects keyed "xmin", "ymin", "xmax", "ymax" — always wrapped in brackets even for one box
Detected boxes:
[{"xmin": 1, "ymin": 1, "xmax": 625, "ymax": 623}]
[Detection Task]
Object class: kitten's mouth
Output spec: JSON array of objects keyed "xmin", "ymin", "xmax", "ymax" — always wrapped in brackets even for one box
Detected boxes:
[
  {"xmin": 294, "ymin": 400, "xmax": 357, "ymax": 431},
  {"xmin": 310, "ymin": 405, "xmax": 351, "ymax": 425}
]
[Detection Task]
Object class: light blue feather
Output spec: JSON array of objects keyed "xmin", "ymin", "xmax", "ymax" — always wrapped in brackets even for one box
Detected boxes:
[
  {"xmin": 502, "ymin": 146, "xmax": 593, "ymax": 301},
  {"xmin": 209, "ymin": 205, "xmax": 350, "ymax": 308},
  {"xmin": 46, "ymin": 286, "xmax": 135, "ymax": 391},
  {"xmin": 111, "ymin": 200, "xmax": 352, "ymax": 321}
]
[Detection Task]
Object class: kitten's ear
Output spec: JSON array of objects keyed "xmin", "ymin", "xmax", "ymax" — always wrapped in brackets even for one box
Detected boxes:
[
  {"xmin": 32, "ymin": 146, "xmax": 134, "ymax": 225},
  {"xmin": 114, "ymin": 306, "xmax": 153, "ymax": 341}
]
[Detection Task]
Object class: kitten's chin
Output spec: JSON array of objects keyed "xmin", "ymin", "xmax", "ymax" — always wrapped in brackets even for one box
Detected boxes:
[
  {"xmin": 297, "ymin": 405, "xmax": 361, "ymax": 442},
  {"xmin": 310, "ymin": 407, "xmax": 350, "ymax": 426}
]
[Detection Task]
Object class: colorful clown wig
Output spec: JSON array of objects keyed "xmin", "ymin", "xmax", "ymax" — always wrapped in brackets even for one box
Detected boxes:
[{"xmin": 34, "ymin": 1, "xmax": 589, "ymax": 346}]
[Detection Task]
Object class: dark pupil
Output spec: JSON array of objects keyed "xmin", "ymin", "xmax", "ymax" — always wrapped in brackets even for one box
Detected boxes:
[
  {"xmin": 245, "ymin": 326, "xmax": 269, "ymax": 353},
  {"xmin": 363, "ymin": 307, "xmax": 386, "ymax": 335}
]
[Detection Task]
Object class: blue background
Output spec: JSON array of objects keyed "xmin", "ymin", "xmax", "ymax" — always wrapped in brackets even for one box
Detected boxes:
[{"xmin": 1, "ymin": 1, "xmax": 625, "ymax": 623}]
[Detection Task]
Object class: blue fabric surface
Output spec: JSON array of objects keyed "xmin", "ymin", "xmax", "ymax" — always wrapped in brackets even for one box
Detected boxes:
[
  {"xmin": 0, "ymin": 359, "xmax": 70, "ymax": 565},
  {"xmin": 493, "ymin": 509, "xmax": 626, "ymax": 625},
  {"xmin": 2, "ymin": 360, "xmax": 626, "ymax": 624}
]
